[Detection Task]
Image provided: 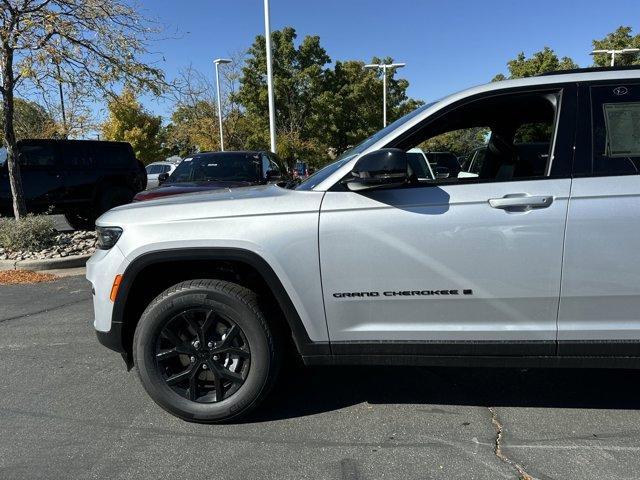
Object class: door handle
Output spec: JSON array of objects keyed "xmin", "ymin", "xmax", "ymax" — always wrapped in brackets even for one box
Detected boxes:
[{"xmin": 488, "ymin": 194, "xmax": 553, "ymax": 211}]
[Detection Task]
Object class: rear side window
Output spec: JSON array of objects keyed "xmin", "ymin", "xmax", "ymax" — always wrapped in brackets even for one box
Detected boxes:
[
  {"xmin": 91, "ymin": 144, "xmax": 134, "ymax": 169},
  {"xmin": 591, "ymin": 84, "xmax": 640, "ymax": 176},
  {"xmin": 146, "ymin": 164, "xmax": 163, "ymax": 174},
  {"xmin": 19, "ymin": 144, "xmax": 56, "ymax": 167}
]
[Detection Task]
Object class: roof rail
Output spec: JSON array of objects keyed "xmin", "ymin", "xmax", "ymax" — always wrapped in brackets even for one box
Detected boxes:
[{"xmin": 539, "ymin": 65, "xmax": 640, "ymax": 76}]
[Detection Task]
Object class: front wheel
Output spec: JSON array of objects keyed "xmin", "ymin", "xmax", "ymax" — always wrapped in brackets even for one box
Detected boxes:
[{"xmin": 133, "ymin": 279, "xmax": 280, "ymax": 423}]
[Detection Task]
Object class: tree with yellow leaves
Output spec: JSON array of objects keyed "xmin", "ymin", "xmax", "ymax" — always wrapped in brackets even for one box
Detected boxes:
[{"xmin": 101, "ymin": 88, "xmax": 163, "ymax": 164}]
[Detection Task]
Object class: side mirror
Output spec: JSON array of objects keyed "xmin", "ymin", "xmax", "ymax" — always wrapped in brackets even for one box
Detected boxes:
[
  {"xmin": 435, "ymin": 166, "xmax": 450, "ymax": 179},
  {"xmin": 346, "ymin": 148, "xmax": 409, "ymax": 192},
  {"xmin": 158, "ymin": 172, "xmax": 170, "ymax": 185}
]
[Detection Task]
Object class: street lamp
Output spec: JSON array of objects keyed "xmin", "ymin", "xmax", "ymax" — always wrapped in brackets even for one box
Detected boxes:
[
  {"xmin": 591, "ymin": 48, "xmax": 640, "ymax": 67},
  {"xmin": 214, "ymin": 58, "xmax": 232, "ymax": 151},
  {"xmin": 263, "ymin": 0, "xmax": 277, "ymax": 153},
  {"xmin": 365, "ymin": 62, "xmax": 406, "ymax": 127}
]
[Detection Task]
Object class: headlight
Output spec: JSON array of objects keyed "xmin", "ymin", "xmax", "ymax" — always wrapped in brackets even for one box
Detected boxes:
[{"xmin": 96, "ymin": 226, "xmax": 123, "ymax": 250}]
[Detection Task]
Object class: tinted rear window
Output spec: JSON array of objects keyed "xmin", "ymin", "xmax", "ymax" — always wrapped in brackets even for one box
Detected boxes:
[{"xmin": 91, "ymin": 144, "xmax": 134, "ymax": 169}]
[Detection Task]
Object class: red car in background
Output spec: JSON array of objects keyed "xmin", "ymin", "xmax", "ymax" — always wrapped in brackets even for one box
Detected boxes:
[{"xmin": 134, "ymin": 150, "xmax": 286, "ymax": 201}]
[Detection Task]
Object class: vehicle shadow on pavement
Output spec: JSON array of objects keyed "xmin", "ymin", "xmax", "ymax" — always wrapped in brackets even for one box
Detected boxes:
[{"xmin": 248, "ymin": 366, "xmax": 640, "ymax": 422}]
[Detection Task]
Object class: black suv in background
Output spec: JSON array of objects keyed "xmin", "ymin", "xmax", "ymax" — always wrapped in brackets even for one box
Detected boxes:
[{"xmin": 0, "ymin": 139, "xmax": 146, "ymax": 229}]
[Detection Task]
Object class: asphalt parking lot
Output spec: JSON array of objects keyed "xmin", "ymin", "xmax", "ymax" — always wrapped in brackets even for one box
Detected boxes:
[{"xmin": 2, "ymin": 275, "xmax": 640, "ymax": 480}]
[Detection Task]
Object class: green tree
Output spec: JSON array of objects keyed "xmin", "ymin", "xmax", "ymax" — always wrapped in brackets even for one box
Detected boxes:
[
  {"xmin": 237, "ymin": 28, "xmax": 423, "ymax": 167},
  {"xmin": 318, "ymin": 58, "xmax": 422, "ymax": 156},
  {"xmin": 237, "ymin": 27, "xmax": 331, "ymax": 168},
  {"xmin": 1, "ymin": 0, "xmax": 167, "ymax": 218},
  {"xmin": 493, "ymin": 47, "xmax": 578, "ymax": 80},
  {"xmin": 0, "ymin": 98, "xmax": 57, "ymax": 142},
  {"xmin": 592, "ymin": 26, "xmax": 640, "ymax": 66},
  {"xmin": 101, "ymin": 88, "xmax": 163, "ymax": 164}
]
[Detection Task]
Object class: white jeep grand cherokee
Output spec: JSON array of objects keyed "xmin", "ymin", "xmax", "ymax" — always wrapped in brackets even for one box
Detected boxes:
[{"xmin": 88, "ymin": 67, "xmax": 640, "ymax": 422}]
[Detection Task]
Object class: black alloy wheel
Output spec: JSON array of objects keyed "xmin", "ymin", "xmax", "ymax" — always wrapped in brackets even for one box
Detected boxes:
[
  {"xmin": 155, "ymin": 308, "xmax": 250, "ymax": 403},
  {"xmin": 134, "ymin": 279, "xmax": 280, "ymax": 423}
]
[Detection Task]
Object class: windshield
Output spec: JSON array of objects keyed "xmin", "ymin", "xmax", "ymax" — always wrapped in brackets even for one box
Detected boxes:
[
  {"xmin": 168, "ymin": 153, "xmax": 261, "ymax": 183},
  {"xmin": 0, "ymin": 147, "xmax": 6, "ymax": 167},
  {"xmin": 296, "ymin": 102, "xmax": 435, "ymax": 191}
]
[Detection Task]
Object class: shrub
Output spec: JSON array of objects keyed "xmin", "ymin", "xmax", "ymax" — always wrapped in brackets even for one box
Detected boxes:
[{"xmin": 0, "ymin": 215, "xmax": 57, "ymax": 252}]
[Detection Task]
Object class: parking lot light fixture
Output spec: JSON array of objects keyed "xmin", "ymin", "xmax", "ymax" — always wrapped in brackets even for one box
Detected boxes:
[
  {"xmin": 365, "ymin": 62, "xmax": 406, "ymax": 127},
  {"xmin": 591, "ymin": 48, "xmax": 640, "ymax": 67},
  {"xmin": 264, "ymin": 0, "xmax": 277, "ymax": 153},
  {"xmin": 214, "ymin": 58, "xmax": 232, "ymax": 151}
]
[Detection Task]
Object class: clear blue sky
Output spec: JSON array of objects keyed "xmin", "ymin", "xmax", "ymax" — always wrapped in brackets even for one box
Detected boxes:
[{"xmin": 136, "ymin": 0, "xmax": 640, "ymax": 119}]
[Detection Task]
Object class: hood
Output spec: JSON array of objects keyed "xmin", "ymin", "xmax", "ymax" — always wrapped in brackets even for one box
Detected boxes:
[
  {"xmin": 134, "ymin": 180, "xmax": 255, "ymax": 201},
  {"xmin": 98, "ymin": 184, "xmax": 324, "ymax": 227}
]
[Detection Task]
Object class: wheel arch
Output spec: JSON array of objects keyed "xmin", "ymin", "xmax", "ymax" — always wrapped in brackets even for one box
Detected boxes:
[{"xmin": 113, "ymin": 248, "xmax": 328, "ymax": 368}]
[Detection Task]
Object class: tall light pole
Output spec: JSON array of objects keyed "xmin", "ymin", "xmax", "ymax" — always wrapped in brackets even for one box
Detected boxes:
[
  {"xmin": 263, "ymin": 0, "xmax": 277, "ymax": 153},
  {"xmin": 214, "ymin": 58, "xmax": 232, "ymax": 151},
  {"xmin": 591, "ymin": 48, "xmax": 640, "ymax": 67},
  {"xmin": 365, "ymin": 62, "xmax": 406, "ymax": 127}
]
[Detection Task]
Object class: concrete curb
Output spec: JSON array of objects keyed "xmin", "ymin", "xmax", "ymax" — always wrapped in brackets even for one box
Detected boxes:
[{"xmin": 0, "ymin": 254, "xmax": 91, "ymax": 272}]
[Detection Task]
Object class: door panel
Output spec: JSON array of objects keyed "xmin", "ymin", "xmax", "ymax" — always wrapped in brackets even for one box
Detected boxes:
[
  {"xmin": 558, "ymin": 82, "xmax": 640, "ymax": 354},
  {"xmin": 319, "ymin": 179, "xmax": 571, "ymax": 350},
  {"xmin": 559, "ymin": 176, "xmax": 640, "ymax": 345},
  {"xmin": 60, "ymin": 142, "xmax": 97, "ymax": 204}
]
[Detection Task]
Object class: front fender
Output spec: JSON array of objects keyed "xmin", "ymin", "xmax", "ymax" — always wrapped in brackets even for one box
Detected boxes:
[{"xmin": 113, "ymin": 247, "xmax": 329, "ymax": 356}]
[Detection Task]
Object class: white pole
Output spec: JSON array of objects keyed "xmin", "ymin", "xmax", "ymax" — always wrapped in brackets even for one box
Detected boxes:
[
  {"xmin": 214, "ymin": 61, "xmax": 224, "ymax": 151},
  {"xmin": 264, "ymin": 0, "xmax": 277, "ymax": 153},
  {"xmin": 382, "ymin": 65, "xmax": 387, "ymax": 127},
  {"xmin": 365, "ymin": 62, "xmax": 405, "ymax": 128},
  {"xmin": 591, "ymin": 48, "xmax": 640, "ymax": 67}
]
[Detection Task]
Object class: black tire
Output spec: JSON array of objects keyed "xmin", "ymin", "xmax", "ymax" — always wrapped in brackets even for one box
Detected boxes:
[
  {"xmin": 64, "ymin": 211, "xmax": 97, "ymax": 231},
  {"xmin": 96, "ymin": 186, "xmax": 134, "ymax": 216},
  {"xmin": 133, "ymin": 279, "xmax": 280, "ymax": 423}
]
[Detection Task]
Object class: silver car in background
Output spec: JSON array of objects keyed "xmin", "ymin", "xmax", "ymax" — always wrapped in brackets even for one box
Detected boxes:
[{"xmin": 145, "ymin": 160, "xmax": 179, "ymax": 189}]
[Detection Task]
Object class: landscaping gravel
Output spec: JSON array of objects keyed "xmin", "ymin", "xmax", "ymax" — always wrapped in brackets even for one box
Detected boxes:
[{"xmin": 0, "ymin": 230, "xmax": 96, "ymax": 260}]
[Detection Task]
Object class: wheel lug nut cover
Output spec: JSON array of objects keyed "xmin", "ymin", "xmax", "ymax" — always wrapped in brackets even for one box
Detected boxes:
[{"xmin": 190, "ymin": 356, "xmax": 195, "ymax": 363}]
